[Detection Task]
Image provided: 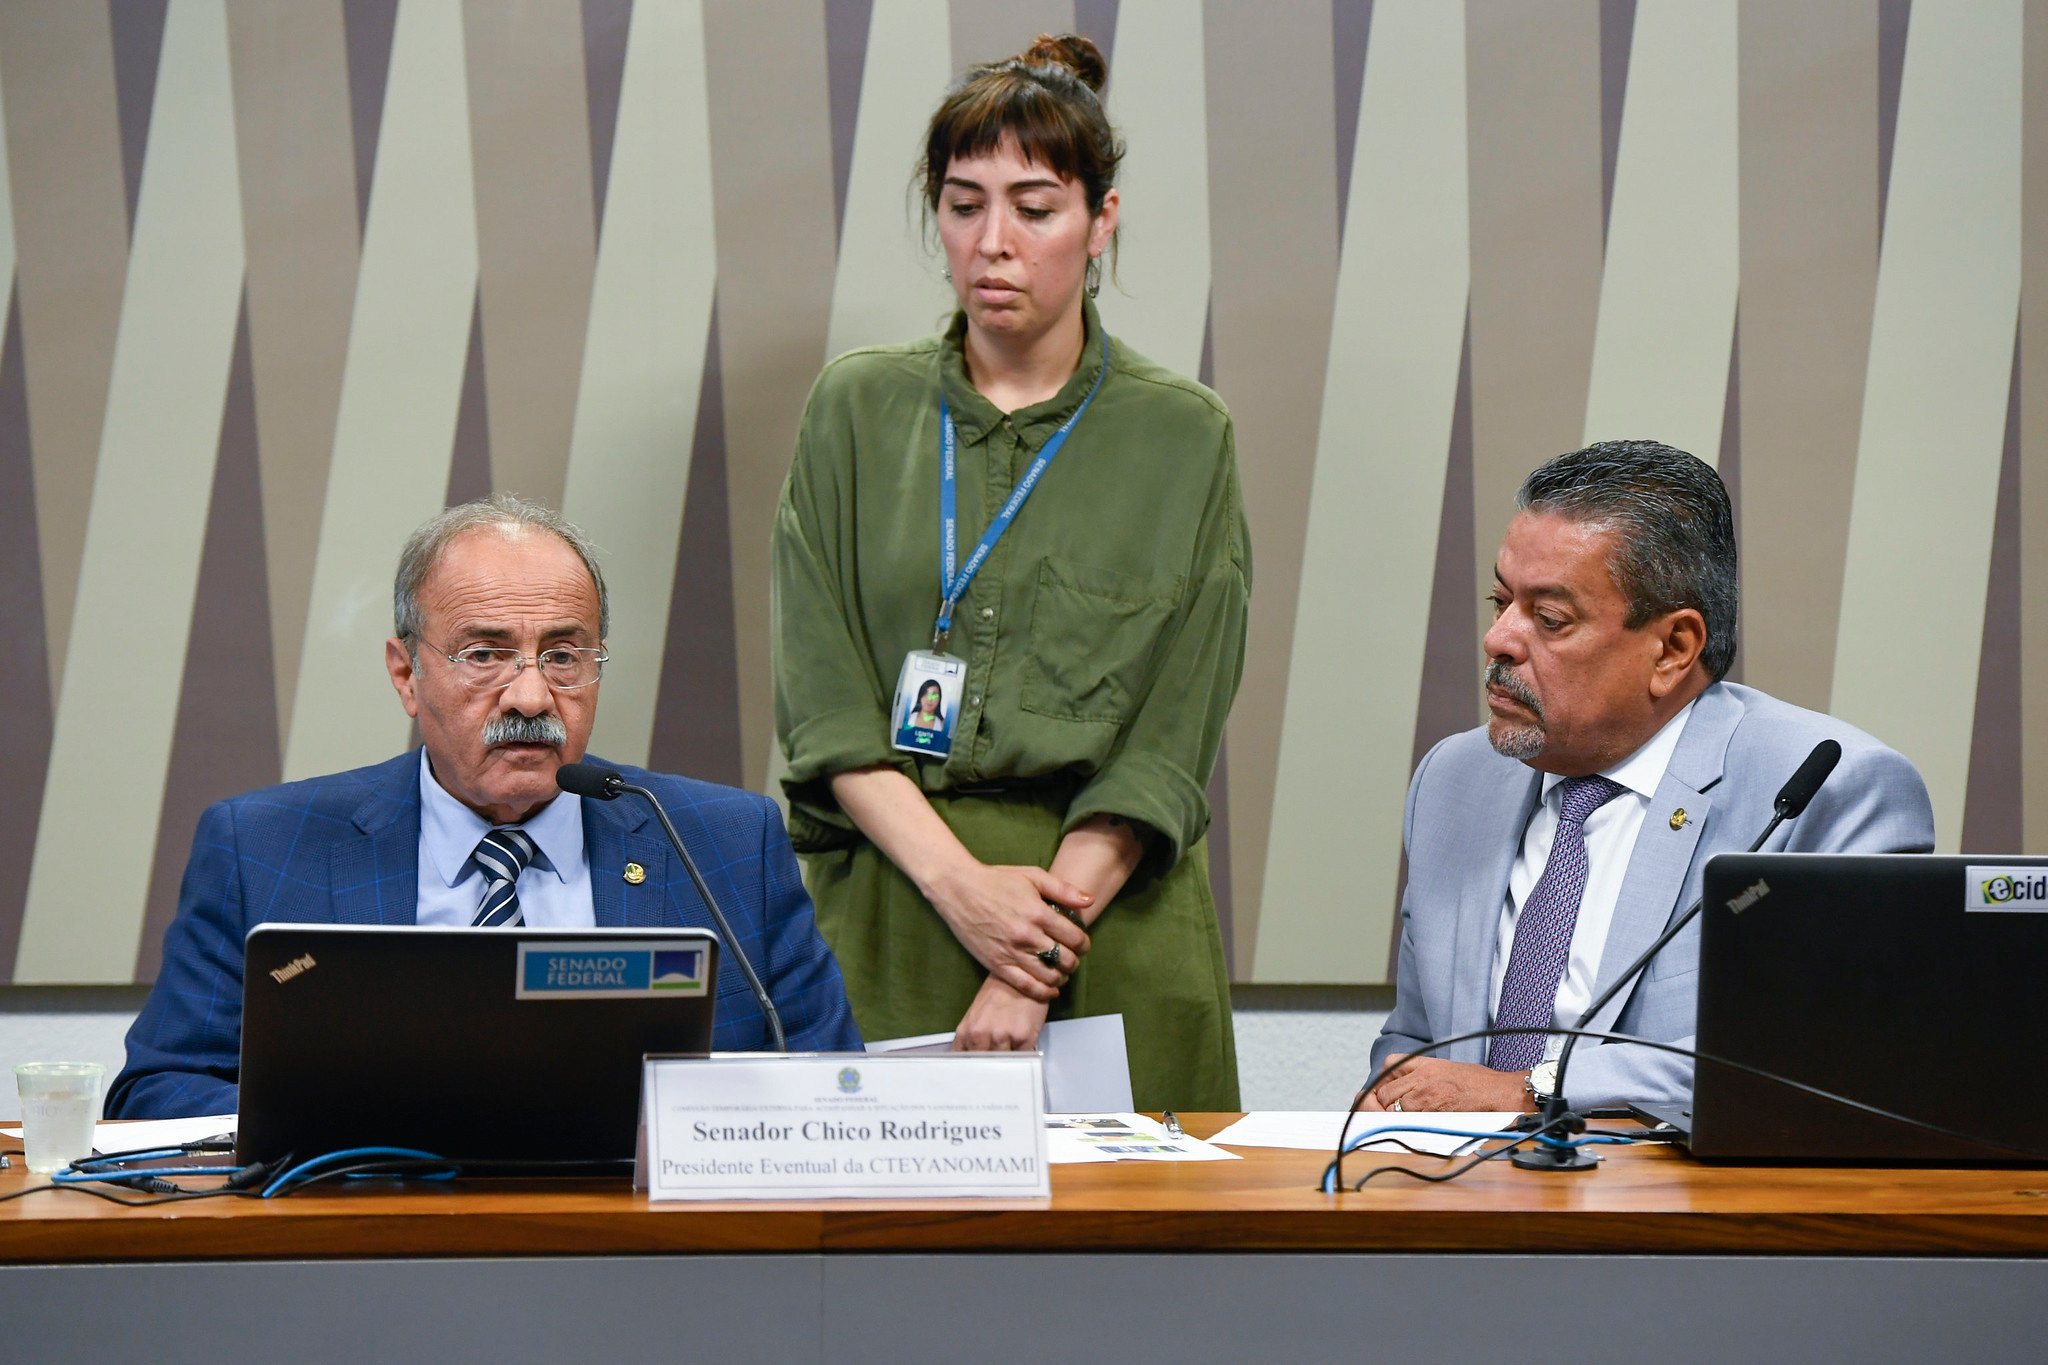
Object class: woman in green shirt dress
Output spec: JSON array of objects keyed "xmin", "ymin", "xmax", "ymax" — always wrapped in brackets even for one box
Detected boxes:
[{"xmin": 771, "ymin": 34, "xmax": 1248, "ymax": 1110}]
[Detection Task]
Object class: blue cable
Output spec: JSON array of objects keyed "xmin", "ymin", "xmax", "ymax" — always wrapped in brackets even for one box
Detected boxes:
[
  {"xmin": 260, "ymin": 1146, "xmax": 453, "ymax": 1198},
  {"xmin": 53, "ymin": 1166, "xmax": 243, "ymax": 1185}
]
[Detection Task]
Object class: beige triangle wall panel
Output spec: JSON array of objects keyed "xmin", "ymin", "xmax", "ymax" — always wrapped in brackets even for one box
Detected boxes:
[
  {"xmin": 1580, "ymin": 0, "xmax": 1739, "ymax": 462},
  {"xmin": 1256, "ymin": 0, "xmax": 1470, "ymax": 984},
  {"xmin": 562, "ymin": 0, "xmax": 719, "ymax": 769},
  {"xmin": 17, "ymin": 0, "xmax": 246, "ymax": 983},
  {"xmin": 1833, "ymin": 0, "xmax": 2023, "ymax": 852},
  {"xmin": 286, "ymin": 0, "xmax": 481, "ymax": 783}
]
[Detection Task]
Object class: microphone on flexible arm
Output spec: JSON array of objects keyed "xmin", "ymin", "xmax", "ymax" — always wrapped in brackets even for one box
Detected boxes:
[
  {"xmin": 1510, "ymin": 738, "xmax": 1842, "ymax": 1171},
  {"xmin": 557, "ymin": 761, "xmax": 787, "ymax": 1052}
]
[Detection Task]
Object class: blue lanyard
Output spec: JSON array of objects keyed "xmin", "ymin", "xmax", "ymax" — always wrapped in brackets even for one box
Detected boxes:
[{"xmin": 935, "ymin": 349, "xmax": 1108, "ymax": 650}]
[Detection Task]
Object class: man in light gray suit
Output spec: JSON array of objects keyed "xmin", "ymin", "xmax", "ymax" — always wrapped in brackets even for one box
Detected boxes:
[{"xmin": 1365, "ymin": 440, "xmax": 1934, "ymax": 1115}]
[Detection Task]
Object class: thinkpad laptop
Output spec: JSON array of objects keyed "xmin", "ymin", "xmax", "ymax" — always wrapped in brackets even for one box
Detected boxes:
[
  {"xmin": 1636, "ymin": 853, "xmax": 2048, "ymax": 1164},
  {"xmin": 237, "ymin": 924, "xmax": 719, "ymax": 1167}
]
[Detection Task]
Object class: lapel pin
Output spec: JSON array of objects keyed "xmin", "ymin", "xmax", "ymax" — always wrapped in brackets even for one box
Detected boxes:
[
  {"xmin": 1669, "ymin": 809, "xmax": 1689, "ymax": 831},
  {"xmin": 623, "ymin": 862, "xmax": 646, "ymax": 885}
]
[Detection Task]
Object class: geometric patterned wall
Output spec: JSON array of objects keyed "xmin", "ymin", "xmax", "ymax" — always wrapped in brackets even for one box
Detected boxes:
[{"xmin": 1, "ymin": 0, "xmax": 2042, "ymax": 986}]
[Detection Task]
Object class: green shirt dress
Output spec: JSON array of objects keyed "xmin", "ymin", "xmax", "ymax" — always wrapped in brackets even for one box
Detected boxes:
[{"xmin": 771, "ymin": 302, "xmax": 1249, "ymax": 1111}]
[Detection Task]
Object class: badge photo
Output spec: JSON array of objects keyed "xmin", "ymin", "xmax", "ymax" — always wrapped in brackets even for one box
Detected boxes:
[{"xmin": 891, "ymin": 651, "xmax": 966, "ymax": 759}]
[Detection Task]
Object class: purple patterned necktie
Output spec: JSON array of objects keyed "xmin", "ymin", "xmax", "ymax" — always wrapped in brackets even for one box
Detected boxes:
[{"xmin": 1488, "ymin": 775, "xmax": 1630, "ymax": 1072}]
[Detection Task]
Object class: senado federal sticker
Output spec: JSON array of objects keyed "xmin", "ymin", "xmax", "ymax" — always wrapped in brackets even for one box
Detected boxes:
[
  {"xmin": 515, "ymin": 941, "xmax": 710, "ymax": 999},
  {"xmin": 1965, "ymin": 866, "xmax": 2048, "ymax": 913}
]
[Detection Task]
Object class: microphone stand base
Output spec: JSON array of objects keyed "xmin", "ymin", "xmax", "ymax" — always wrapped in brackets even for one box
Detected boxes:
[{"xmin": 1509, "ymin": 1143, "xmax": 1600, "ymax": 1171}]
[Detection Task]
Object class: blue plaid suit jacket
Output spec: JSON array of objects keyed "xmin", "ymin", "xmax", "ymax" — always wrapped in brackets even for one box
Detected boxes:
[{"xmin": 108, "ymin": 750, "xmax": 861, "ymax": 1118}]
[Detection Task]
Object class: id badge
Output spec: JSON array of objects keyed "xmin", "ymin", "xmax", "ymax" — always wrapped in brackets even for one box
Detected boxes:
[{"xmin": 891, "ymin": 650, "xmax": 966, "ymax": 758}]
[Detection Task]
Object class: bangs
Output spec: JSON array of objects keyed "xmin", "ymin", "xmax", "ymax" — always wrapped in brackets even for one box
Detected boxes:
[{"xmin": 931, "ymin": 78, "xmax": 1093, "ymax": 194}]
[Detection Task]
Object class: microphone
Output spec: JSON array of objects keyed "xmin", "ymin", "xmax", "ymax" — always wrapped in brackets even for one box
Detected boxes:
[
  {"xmin": 557, "ymin": 761, "xmax": 787, "ymax": 1051},
  {"xmin": 1512, "ymin": 738, "xmax": 1843, "ymax": 1170},
  {"xmin": 1774, "ymin": 739, "xmax": 1842, "ymax": 820}
]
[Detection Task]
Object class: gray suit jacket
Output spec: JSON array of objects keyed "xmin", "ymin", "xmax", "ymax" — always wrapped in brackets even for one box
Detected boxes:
[{"xmin": 1370, "ymin": 681, "xmax": 1935, "ymax": 1109}]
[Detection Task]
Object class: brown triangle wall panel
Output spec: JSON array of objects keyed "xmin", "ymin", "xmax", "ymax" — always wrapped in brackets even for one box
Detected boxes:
[
  {"xmin": 582, "ymin": 0, "xmax": 633, "ymax": 235},
  {"xmin": 445, "ymin": 287, "xmax": 494, "ymax": 506},
  {"xmin": 650, "ymin": 298, "xmax": 744, "ymax": 789},
  {"xmin": 825, "ymin": 0, "xmax": 872, "ymax": 247},
  {"xmin": 226, "ymin": 0, "xmax": 362, "ymax": 750},
  {"xmin": 139, "ymin": 295, "xmax": 282, "ymax": 980},
  {"xmin": 0, "ymin": 0, "xmax": 131, "ymax": 703},
  {"xmin": 0, "ymin": 291, "xmax": 52, "ymax": 984},
  {"xmin": 109, "ymin": 0, "xmax": 170, "ymax": 240},
  {"xmin": 465, "ymin": 0, "xmax": 598, "ymax": 513},
  {"xmin": 342, "ymin": 0, "xmax": 400, "ymax": 233}
]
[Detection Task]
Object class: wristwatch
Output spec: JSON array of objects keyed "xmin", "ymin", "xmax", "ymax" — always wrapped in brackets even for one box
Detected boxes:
[{"xmin": 1525, "ymin": 1059, "xmax": 1561, "ymax": 1107}]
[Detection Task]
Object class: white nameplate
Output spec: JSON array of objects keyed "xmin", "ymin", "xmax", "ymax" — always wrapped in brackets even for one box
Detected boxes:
[{"xmin": 640, "ymin": 1053, "xmax": 1048, "ymax": 1201}]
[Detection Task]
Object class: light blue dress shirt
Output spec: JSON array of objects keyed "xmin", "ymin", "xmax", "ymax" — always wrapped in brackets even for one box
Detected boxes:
[{"xmin": 415, "ymin": 750, "xmax": 595, "ymax": 927}]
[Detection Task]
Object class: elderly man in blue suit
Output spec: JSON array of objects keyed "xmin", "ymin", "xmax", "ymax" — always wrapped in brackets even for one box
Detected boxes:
[
  {"xmin": 110, "ymin": 494, "xmax": 860, "ymax": 1118},
  {"xmin": 1365, "ymin": 441, "xmax": 1933, "ymax": 1116}
]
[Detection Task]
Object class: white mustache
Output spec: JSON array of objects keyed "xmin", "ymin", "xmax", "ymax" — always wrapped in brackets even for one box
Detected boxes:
[{"xmin": 483, "ymin": 712, "xmax": 567, "ymax": 747}]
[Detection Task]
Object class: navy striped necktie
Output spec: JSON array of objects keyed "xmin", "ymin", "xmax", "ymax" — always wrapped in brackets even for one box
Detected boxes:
[{"xmin": 471, "ymin": 828, "xmax": 540, "ymax": 928}]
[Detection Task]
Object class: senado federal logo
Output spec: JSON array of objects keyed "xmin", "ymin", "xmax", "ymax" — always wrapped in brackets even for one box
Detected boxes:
[{"xmin": 1966, "ymin": 866, "xmax": 2048, "ymax": 913}]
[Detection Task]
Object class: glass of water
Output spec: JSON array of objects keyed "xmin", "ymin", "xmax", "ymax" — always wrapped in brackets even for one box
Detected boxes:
[{"xmin": 15, "ymin": 1062, "xmax": 106, "ymax": 1175}]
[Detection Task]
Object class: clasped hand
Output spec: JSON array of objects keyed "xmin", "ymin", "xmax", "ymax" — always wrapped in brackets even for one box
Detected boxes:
[
  {"xmin": 927, "ymin": 861, "xmax": 1092, "ymax": 1001},
  {"xmin": 1356, "ymin": 1055, "xmax": 1534, "ymax": 1114}
]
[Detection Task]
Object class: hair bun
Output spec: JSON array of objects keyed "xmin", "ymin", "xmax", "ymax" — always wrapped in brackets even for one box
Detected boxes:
[{"xmin": 1020, "ymin": 33, "xmax": 1107, "ymax": 94}]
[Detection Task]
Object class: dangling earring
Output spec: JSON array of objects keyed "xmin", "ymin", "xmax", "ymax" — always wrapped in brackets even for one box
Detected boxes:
[
  {"xmin": 942, "ymin": 265, "xmax": 953, "ymax": 283},
  {"xmin": 1085, "ymin": 256, "xmax": 1102, "ymax": 298}
]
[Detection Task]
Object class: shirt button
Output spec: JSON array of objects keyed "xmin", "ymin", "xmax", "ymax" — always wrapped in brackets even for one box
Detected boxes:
[
  {"xmin": 970, "ymin": 694, "xmax": 982, "ymax": 707},
  {"xmin": 979, "ymin": 607, "xmax": 995, "ymax": 622}
]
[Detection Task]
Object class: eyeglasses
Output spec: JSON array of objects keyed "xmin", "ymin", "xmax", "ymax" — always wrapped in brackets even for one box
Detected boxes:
[{"xmin": 424, "ymin": 643, "xmax": 608, "ymax": 691}]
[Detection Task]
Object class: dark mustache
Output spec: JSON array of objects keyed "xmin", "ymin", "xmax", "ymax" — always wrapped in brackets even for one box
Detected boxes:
[
  {"xmin": 483, "ymin": 712, "xmax": 568, "ymax": 747},
  {"xmin": 1484, "ymin": 661, "xmax": 1541, "ymax": 716}
]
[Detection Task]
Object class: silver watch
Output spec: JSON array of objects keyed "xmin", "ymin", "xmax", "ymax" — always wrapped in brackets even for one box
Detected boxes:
[{"xmin": 1526, "ymin": 1059, "xmax": 1560, "ymax": 1104}]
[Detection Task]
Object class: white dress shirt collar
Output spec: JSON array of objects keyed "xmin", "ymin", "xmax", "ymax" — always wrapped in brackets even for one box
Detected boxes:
[{"xmin": 417, "ymin": 748, "xmax": 584, "ymax": 888}]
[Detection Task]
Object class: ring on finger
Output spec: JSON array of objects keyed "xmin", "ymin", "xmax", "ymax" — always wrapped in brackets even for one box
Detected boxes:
[
  {"xmin": 1389, "ymin": 1097, "xmax": 1404, "ymax": 1112},
  {"xmin": 1037, "ymin": 944, "xmax": 1062, "ymax": 971}
]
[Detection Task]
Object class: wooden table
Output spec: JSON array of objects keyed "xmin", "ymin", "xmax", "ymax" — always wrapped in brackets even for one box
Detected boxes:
[{"xmin": 6, "ymin": 1115, "xmax": 2047, "ymax": 1362}]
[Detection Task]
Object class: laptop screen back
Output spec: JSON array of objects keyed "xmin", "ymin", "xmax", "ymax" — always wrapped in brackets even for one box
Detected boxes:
[
  {"xmin": 1690, "ymin": 853, "xmax": 2048, "ymax": 1163},
  {"xmin": 237, "ymin": 924, "xmax": 719, "ymax": 1166}
]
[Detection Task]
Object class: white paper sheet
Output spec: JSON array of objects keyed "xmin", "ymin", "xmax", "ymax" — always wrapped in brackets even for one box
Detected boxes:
[
  {"xmin": 1206, "ymin": 1111, "xmax": 1523, "ymax": 1157},
  {"xmin": 0, "ymin": 1114, "xmax": 238, "ymax": 1156},
  {"xmin": 1042, "ymin": 1112, "xmax": 1239, "ymax": 1164},
  {"xmin": 866, "ymin": 1013, "xmax": 1134, "ymax": 1114}
]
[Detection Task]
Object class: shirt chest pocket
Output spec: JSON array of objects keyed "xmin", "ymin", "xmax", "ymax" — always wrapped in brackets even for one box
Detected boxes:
[{"xmin": 1020, "ymin": 557, "xmax": 1182, "ymax": 724}]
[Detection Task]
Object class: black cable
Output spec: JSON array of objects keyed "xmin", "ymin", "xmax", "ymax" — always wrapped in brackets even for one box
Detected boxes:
[
  {"xmin": 1330, "ymin": 1022, "xmax": 2048, "ymax": 1191},
  {"xmin": 1345, "ymin": 1115, "xmax": 1580, "ymax": 1191},
  {"xmin": 0, "ymin": 1180, "xmax": 258, "ymax": 1208}
]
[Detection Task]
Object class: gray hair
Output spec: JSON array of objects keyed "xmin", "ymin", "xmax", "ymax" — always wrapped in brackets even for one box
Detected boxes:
[
  {"xmin": 393, "ymin": 493, "xmax": 610, "ymax": 646},
  {"xmin": 1516, "ymin": 439, "xmax": 1738, "ymax": 681}
]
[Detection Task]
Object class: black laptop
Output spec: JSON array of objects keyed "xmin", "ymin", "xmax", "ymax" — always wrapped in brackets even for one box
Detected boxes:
[
  {"xmin": 237, "ymin": 924, "xmax": 719, "ymax": 1167},
  {"xmin": 1635, "ymin": 853, "xmax": 2048, "ymax": 1164}
]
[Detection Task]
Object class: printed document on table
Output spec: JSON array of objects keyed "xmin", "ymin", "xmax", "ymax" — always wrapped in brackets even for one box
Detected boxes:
[
  {"xmin": 866, "ymin": 1013, "xmax": 1134, "ymax": 1114},
  {"xmin": 0, "ymin": 1114, "xmax": 240, "ymax": 1155},
  {"xmin": 1207, "ymin": 1111, "xmax": 1522, "ymax": 1156},
  {"xmin": 1043, "ymin": 1113, "xmax": 1239, "ymax": 1164}
]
